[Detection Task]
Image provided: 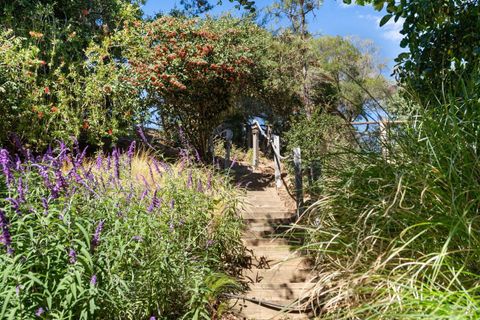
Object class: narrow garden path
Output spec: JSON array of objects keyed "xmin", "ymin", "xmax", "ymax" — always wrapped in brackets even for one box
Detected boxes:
[{"xmin": 230, "ymin": 164, "xmax": 314, "ymax": 319}]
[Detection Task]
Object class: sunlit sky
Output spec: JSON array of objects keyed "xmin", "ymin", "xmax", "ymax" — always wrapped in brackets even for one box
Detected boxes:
[{"xmin": 142, "ymin": 0, "xmax": 404, "ymax": 77}]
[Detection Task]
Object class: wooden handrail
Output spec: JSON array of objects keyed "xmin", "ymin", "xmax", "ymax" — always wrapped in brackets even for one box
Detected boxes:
[{"xmin": 350, "ymin": 120, "xmax": 408, "ymax": 125}]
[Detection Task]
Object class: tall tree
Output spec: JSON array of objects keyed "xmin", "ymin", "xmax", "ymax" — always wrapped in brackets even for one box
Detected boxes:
[{"xmin": 269, "ymin": 0, "xmax": 323, "ymax": 117}]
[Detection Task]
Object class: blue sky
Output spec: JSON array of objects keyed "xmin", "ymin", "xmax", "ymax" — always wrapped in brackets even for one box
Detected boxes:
[{"xmin": 142, "ymin": 0, "xmax": 404, "ymax": 76}]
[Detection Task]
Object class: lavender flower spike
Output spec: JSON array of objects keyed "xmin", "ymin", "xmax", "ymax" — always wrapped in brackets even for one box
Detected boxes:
[
  {"xmin": 127, "ymin": 141, "xmax": 136, "ymax": 161},
  {"xmin": 91, "ymin": 220, "xmax": 105, "ymax": 251},
  {"xmin": 68, "ymin": 248, "xmax": 77, "ymax": 264},
  {"xmin": 17, "ymin": 177, "xmax": 25, "ymax": 203},
  {"xmin": 41, "ymin": 197, "xmax": 49, "ymax": 215},
  {"xmin": 0, "ymin": 210, "xmax": 13, "ymax": 255},
  {"xmin": 96, "ymin": 153, "xmax": 103, "ymax": 170},
  {"xmin": 90, "ymin": 274, "xmax": 97, "ymax": 286},
  {"xmin": 0, "ymin": 149, "xmax": 13, "ymax": 186},
  {"xmin": 147, "ymin": 189, "xmax": 159, "ymax": 213},
  {"xmin": 35, "ymin": 307, "xmax": 45, "ymax": 317},
  {"xmin": 112, "ymin": 148, "xmax": 120, "ymax": 180}
]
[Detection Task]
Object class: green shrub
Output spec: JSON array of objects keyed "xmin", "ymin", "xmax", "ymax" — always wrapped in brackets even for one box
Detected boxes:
[
  {"xmin": 284, "ymin": 111, "xmax": 350, "ymax": 194},
  {"xmin": 0, "ymin": 143, "xmax": 244, "ymax": 319}
]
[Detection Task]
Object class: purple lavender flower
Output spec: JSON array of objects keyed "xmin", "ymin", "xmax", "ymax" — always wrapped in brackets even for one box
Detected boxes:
[
  {"xmin": 75, "ymin": 147, "xmax": 88, "ymax": 168},
  {"xmin": 96, "ymin": 153, "xmax": 103, "ymax": 170},
  {"xmin": 132, "ymin": 236, "xmax": 143, "ymax": 242},
  {"xmin": 197, "ymin": 179, "xmax": 203, "ymax": 193},
  {"xmin": 0, "ymin": 149, "xmax": 13, "ymax": 186},
  {"xmin": 54, "ymin": 170, "xmax": 67, "ymax": 192},
  {"xmin": 35, "ymin": 307, "xmax": 44, "ymax": 317},
  {"xmin": 58, "ymin": 140, "xmax": 67, "ymax": 156},
  {"xmin": 169, "ymin": 221, "xmax": 174, "ymax": 232},
  {"xmin": 6, "ymin": 197, "xmax": 20, "ymax": 214},
  {"xmin": 91, "ymin": 220, "xmax": 105, "ymax": 251},
  {"xmin": 68, "ymin": 248, "xmax": 77, "ymax": 264},
  {"xmin": 15, "ymin": 285, "xmax": 21, "ymax": 296},
  {"xmin": 90, "ymin": 274, "xmax": 97, "ymax": 286},
  {"xmin": 140, "ymin": 188, "xmax": 149, "ymax": 201},
  {"xmin": 14, "ymin": 155, "xmax": 22, "ymax": 171},
  {"xmin": 127, "ymin": 141, "xmax": 136, "ymax": 162},
  {"xmin": 147, "ymin": 189, "xmax": 160, "ymax": 213},
  {"xmin": 44, "ymin": 145, "xmax": 53, "ymax": 162},
  {"xmin": 0, "ymin": 210, "xmax": 13, "ymax": 254},
  {"xmin": 17, "ymin": 177, "xmax": 25, "ymax": 203},
  {"xmin": 170, "ymin": 199, "xmax": 175, "ymax": 209},
  {"xmin": 106, "ymin": 154, "xmax": 111, "ymax": 171},
  {"xmin": 149, "ymin": 317, "xmax": 156, "ymax": 320},
  {"xmin": 194, "ymin": 149, "xmax": 201, "ymax": 163},
  {"xmin": 152, "ymin": 159, "xmax": 162, "ymax": 176},
  {"xmin": 112, "ymin": 148, "xmax": 120, "ymax": 180},
  {"xmin": 72, "ymin": 137, "xmax": 80, "ymax": 155},
  {"xmin": 35, "ymin": 164, "xmax": 52, "ymax": 190}
]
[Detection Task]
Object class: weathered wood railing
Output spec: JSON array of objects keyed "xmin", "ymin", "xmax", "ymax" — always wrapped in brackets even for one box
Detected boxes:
[{"xmin": 216, "ymin": 119, "xmax": 406, "ymax": 216}]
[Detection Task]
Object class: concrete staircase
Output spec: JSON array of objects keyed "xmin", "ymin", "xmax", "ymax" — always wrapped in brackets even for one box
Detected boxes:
[{"xmin": 231, "ymin": 188, "xmax": 314, "ymax": 320}]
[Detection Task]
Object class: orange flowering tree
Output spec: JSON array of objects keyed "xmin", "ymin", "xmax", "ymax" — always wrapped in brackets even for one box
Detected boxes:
[{"xmin": 130, "ymin": 16, "xmax": 267, "ymax": 158}]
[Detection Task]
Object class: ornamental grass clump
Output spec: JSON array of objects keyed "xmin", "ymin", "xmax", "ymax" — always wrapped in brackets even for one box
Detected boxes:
[
  {"xmin": 295, "ymin": 75, "xmax": 480, "ymax": 318},
  {"xmin": 0, "ymin": 142, "xmax": 244, "ymax": 319}
]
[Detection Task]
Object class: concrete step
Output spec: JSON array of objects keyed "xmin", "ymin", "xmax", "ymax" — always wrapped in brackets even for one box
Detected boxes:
[
  {"xmin": 242, "ymin": 238, "xmax": 302, "ymax": 248},
  {"xmin": 246, "ymin": 283, "xmax": 315, "ymax": 302}
]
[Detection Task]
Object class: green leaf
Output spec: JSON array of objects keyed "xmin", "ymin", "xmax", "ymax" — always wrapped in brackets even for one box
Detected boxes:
[{"xmin": 379, "ymin": 14, "xmax": 393, "ymax": 27}]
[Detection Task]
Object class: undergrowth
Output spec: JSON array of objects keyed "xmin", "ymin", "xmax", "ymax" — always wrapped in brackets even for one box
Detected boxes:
[
  {"xmin": 296, "ymin": 75, "xmax": 480, "ymax": 319},
  {"xmin": 0, "ymin": 143, "xmax": 244, "ymax": 319}
]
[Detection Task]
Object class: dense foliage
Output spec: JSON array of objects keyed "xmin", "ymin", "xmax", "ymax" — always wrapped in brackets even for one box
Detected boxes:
[
  {"xmin": 130, "ymin": 16, "xmax": 268, "ymax": 158},
  {"xmin": 0, "ymin": 29, "xmax": 143, "ymax": 149},
  {"xmin": 0, "ymin": 143, "xmax": 244, "ymax": 319},
  {"xmin": 347, "ymin": 0, "xmax": 480, "ymax": 96},
  {"xmin": 0, "ymin": 0, "xmax": 144, "ymax": 149}
]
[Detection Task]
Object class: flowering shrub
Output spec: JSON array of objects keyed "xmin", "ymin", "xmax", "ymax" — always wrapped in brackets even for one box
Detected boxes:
[
  {"xmin": 0, "ymin": 142, "xmax": 244, "ymax": 319},
  {"xmin": 129, "ymin": 17, "xmax": 269, "ymax": 157}
]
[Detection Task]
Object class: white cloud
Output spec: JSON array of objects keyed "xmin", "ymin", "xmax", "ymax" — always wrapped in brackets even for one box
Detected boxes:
[{"xmin": 358, "ymin": 13, "xmax": 404, "ymax": 42}]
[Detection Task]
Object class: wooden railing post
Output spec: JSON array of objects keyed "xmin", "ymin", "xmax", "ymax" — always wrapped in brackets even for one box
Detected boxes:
[
  {"xmin": 293, "ymin": 147, "xmax": 304, "ymax": 216},
  {"xmin": 273, "ymin": 134, "xmax": 282, "ymax": 189},
  {"xmin": 379, "ymin": 119, "xmax": 388, "ymax": 158},
  {"xmin": 252, "ymin": 125, "xmax": 259, "ymax": 168},
  {"xmin": 223, "ymin": 129, "xmax": 233, "ymax": 168}
]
